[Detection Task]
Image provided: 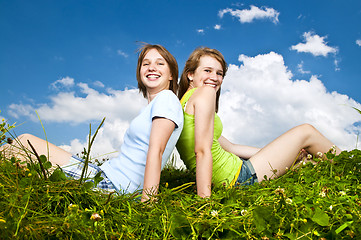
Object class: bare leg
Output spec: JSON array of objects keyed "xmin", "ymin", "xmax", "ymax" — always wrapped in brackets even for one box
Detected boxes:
[
  {"xmin": 249, "ymin": 124, "xmax": 341, "ymax": 181},
  {"xmin": 0, "ymin": 133, "xmax": 72, "ymax": 167}
]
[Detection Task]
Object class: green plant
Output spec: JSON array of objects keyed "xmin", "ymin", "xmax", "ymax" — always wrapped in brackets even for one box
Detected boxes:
[
  {"xmin": 79, "ymin": 117, "xmax": 105, "ymax": 183},
  {"xmin": 0, "ymin": 111, "xmax": 15, "ymax": 146},
  {"xmin": 1, "ymin": 114, "xmax": 361, "ymax": 239}
]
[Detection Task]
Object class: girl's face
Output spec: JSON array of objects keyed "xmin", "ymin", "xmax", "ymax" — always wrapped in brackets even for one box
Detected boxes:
[
  {"xmin": 140, "ymin": 48, "xmax": 172, "ymax": 94},
  {"xmin": 188, "ymin": 55, "xmax": 223, "ymax": 92}
]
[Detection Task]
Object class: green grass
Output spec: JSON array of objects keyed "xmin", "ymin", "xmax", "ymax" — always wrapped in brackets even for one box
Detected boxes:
[
  {"xmin": 1, "ymin": 115, "xmax": 361, "ymax": 239},
  {"xmin": 1, "ymin": 148, "xmax": 361, "ymax": 239}
]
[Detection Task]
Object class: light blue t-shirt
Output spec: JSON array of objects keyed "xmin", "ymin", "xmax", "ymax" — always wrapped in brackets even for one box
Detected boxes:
[{"xmin": 100, "ymin": 90, "xmax": 183, "ymax": 193}]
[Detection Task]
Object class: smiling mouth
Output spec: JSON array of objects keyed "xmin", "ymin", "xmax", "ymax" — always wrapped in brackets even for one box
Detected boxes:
[
  {"xmin": 146, "ymin": 74, "xmax": 160, "ymax": 80},
  {"xmin": 204, "ymin": 82, "xmax": 217, "ymax": 88}
]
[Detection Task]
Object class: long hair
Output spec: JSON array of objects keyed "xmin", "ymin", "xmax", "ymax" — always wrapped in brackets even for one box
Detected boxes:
[
  {"xmin": 136, "ymin": 44, "xmax": 178, "ymax": 97},
  {"xmin": 178, "ymin": 47, "xmax": 227, "ymax": 112}
]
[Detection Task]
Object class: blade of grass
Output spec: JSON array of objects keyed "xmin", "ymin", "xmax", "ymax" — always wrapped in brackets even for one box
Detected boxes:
[
  {"xmin": 14, "ymin": 187, "xmax": 33, "ymax": 236},
  {"xmin": 79, "ymin": 118, "xmax": 105, "ymax": 183},
  {"xmin": 27, "ymin": 140, "xmax": 48, "ymax": 180},
  {"xmin": 35, "ymin": 111, "xmax": 50, "ymax": 163}
]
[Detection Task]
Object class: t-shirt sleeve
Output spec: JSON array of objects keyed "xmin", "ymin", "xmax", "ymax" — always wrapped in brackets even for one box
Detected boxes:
[{"xmin": 151, "ymin": 90, "xmax": 183, "ymax": 128}]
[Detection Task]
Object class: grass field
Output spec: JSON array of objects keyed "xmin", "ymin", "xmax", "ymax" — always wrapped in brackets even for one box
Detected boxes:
[{"xmin": 1, "ymin": 116, "xmax": 361, "ymax": 239}]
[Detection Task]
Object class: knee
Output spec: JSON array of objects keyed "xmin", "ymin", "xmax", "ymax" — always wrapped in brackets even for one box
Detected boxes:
[
  {"xmin": 17, "ymin": 133, "xmax": 37, "ymax": 144},
  {"xmin": 299, "ymin": 123, "xmax": 316, "ymax": 131},
  {"xmin": 296, "ymin": 123, "xmax": 318, "ymax": 137}
]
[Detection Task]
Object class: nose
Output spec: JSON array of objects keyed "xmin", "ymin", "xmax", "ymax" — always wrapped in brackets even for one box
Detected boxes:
[
  {"xmin": 148, "ymin": 62, "xmax": 157, "ymax": 71},
  {"xmin": 209, "ymin": 71, "xmax": 218, "ymax": 80}
]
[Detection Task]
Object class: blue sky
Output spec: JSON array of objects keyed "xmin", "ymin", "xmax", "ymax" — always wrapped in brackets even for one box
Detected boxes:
[{"xmin": 1, "ymin": 0, "xmax": 361, "ymax": 157}]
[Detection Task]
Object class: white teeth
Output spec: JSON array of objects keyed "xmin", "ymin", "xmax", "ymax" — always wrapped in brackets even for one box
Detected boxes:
[
  {"xmin": 205, "ymin": 83, "xmax": 216, "ymax": 88},
  {"xmin": 147, "ymin": 74, "xmax": 160, "ymax": 79}
]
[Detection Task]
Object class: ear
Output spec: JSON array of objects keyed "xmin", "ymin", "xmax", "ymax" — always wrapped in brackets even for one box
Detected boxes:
[{"xmin": 187, "ymin": 72, "xmax": 194, "ymax": 81}]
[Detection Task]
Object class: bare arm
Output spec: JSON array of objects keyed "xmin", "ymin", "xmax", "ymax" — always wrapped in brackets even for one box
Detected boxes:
[
  {"xmin": 193, "ymin": 87, "xmax": 216, "ymax": 198},
  {"xmin": 218, "ymin": 135, "xmax": 260, "ymax": 159},
  {"xmin": 141, "ymin": 118, "xmax": 175, "ymax": 202}
]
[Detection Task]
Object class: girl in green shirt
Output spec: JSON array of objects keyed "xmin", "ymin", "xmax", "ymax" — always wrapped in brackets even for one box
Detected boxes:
[{"xmin": 177, "ymin": 47, "xmax": 341, "ymax": 198}]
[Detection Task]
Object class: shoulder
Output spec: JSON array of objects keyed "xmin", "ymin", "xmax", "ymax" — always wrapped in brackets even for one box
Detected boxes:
[
  {"xmin": 151, "ymin": 90, "xmax": 183, "ymax": 127},
  {"xmin": 185, "ymin": 86, "xmax": 216, "ymax": 116},
  {"xmin": 154, "ymin": 90, "xmax": 179, "ymax": 104},
  {"xmin": 192, "ymin": 86, "xmax": 217, "ymax": 105}
]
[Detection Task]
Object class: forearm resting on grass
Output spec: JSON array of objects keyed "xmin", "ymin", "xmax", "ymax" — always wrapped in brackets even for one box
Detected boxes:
[
  {"xmin": 141, "ymin": 156, "xmax": 161, "ymax": 202},
  {"xmin": 195, "ymin": 150, "xmax": 212, "ymax": 198}
]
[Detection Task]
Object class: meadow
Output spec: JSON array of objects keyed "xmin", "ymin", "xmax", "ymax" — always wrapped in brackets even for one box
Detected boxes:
[{"xmin": 1, "ymin": 116, "xmax": 360, "ymax": 239}]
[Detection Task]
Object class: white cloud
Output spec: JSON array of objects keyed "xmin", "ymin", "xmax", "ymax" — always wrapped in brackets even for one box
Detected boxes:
[
  {"xmin": 297, "ymin": 61, "xmax": 311, "ymax": 74},
  {"xmin": 219, "ymin": 52, "xmax": 361, "ymax": 151},
  {"xmin": 8, "ymin": 56, "xmax": 361, "ymax": 161},
  {"xmin": 197, "ymin": 29, "xmax": 205, "ymax": 34},
  {"xmin": 9, "ymin": 81, "xmax": 147, "ymax": 124},
  {"xmin": 356, "ymin": 39, "xmax": 361, "ymax": 46},
  {"xmin": 8, "ymin": 104, "xmax": 39, "ymax": 121},
  {"xmin": 291, "ymin": 32, "xmax": 338, "ymax": 57},
  {"xmin": 93, "ymin": 80, "xmax": 105, "ymax": 88},
  {"xmin": 334, "ymin": 58, "xmax": 341, "ymax": 71},
  {"xmin": 59, "ymin": 118, "xmax": 130, "ymax": 159},
  {"xmin": 219, "ymin": 5, "xmax": 279, "ymax": 24},
  {"xmin": 8, "ymin": 79, "xmax": 148, "ymax": 158},
  {"xmin": 117, "ymin": 50, "xmax": 129, "ymax": 58},
  {"xmin": 51, "ymin": 77, "xmax": 75, "ymax": 89},
  {"xmin": 214, "ymin": 24, "xmax": 221, "ymax": 30}
]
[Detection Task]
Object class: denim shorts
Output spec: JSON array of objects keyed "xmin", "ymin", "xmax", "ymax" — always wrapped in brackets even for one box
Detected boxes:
[
  {"xmin": 235, "ymin": 159, "xmax": 258, "ymax": 186},
  {"xmin": 61, "ymin": 156, "xmax": 117, "ymax": 192}
]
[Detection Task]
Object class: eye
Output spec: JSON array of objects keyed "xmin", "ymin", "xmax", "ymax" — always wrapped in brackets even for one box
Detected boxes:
[
  {"xmin": 217, "ymin": 72, "xmax": 223, "ymax": 76},
  {"xmin": 204, "ymin": 69, "xmax": 211, "ymax": 73}
]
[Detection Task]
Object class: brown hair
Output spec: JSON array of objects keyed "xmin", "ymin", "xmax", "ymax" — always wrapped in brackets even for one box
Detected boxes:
[
  {"xmin": 136, "ymin": 44, "xmax": 178, "ymax": 98},
  {"xmin": 178, "ymin": 47, "xmax": 227, "ymax": 112}
]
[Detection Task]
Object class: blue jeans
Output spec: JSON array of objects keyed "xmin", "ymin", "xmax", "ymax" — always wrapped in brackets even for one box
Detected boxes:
[{"xmin": 235, "ymin": 159, "xmax": 258, "ymax": 186}]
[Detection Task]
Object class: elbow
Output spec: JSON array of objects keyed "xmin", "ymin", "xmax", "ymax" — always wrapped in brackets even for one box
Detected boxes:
[{"xmin": 194, "ymin": 147, "xmax": 212, "ymax": 161}]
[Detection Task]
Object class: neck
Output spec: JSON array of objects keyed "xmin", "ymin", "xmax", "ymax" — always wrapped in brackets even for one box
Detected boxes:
[
  {"xmin": 187, "ymin": 86, "xmax": 196, "ymax": 92},
  {"xmin": 146, "ymin": 90, "xmax": 162, "ymax": 103}
]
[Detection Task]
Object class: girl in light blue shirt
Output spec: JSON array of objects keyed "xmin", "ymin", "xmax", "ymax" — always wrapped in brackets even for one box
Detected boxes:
[{"xmin": 3, "ymin": 44, "xmax": 183, "ymax": 202}]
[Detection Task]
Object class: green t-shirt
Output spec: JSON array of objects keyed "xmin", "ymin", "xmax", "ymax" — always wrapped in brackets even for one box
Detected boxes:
[{"xmin": 176, "ymin": 88, "xmax": 242, "ymax": 186}]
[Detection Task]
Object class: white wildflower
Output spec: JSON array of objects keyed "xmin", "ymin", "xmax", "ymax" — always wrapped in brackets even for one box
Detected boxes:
[
  {"xmin": 241, "ymin": 209, "xmax": 248, "ymax": 216},
  {"xmin": 329, "ymin": 205, "xmax": 333, "ymax": 211},
  {"xmin": 285, "ymin": 198, "xmax": 293, "ymax": 205},
  {"xmin": 210, "ymin": 210, "xmax": 218, "ymax": 217},
  {"xmin": 307, "ymin": 154, "xmax": 312, "ymax": 160},
  {"xmin": 339, "ymin": 191, "xmax": 346, "ymax": 196},
  {"xmin": 317, "ymin": 152, "xmax": 323, "ymax": 158},
  {"xmin": 90, "ymin": 213, "xmax": 102, "ymax": 221},
  {"xmin": 275, "ymin": 186, "xmax": 285, "ymax": 195},
  {"xmin": 319, "ymin": 192, "xmax": 326, "ymax": 198},
  {"xmin": 331, "ymin": 145, "xmax": 337, "ymax": 153}
]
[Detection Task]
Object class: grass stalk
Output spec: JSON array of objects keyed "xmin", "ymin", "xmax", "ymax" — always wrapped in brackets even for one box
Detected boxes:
[
  {"xmin": 14, "ymin": 187, "xmax": 32, "ymax": 236},
  {"xmin": 35, "ymin": 111, "xmax": 50, "ymax": 163},
  {"xmin": 27, "ymin": 140, "xmax": 47, "ymax": 180},
  {"xmin": 79, "ymin": 117, "xmax": 105, "ymax": 183}
]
